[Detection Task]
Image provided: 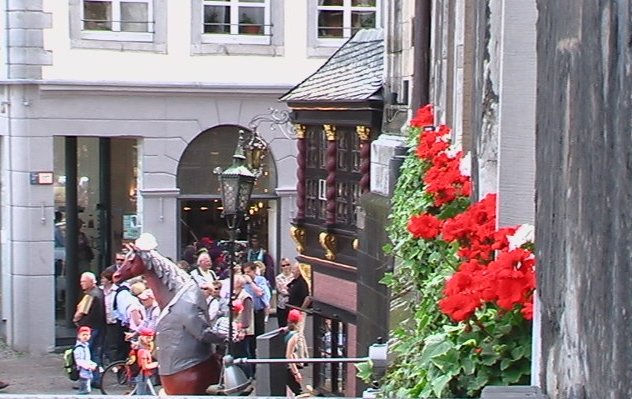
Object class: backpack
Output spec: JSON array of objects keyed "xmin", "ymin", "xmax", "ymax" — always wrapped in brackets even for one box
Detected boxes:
[
  {"xmin": 63, "ymin": 345, "xmax": 81, "ymax": 381},
  {"xmin": 113, "ymin": 284, "xmax": 130, "ymax": 311}
]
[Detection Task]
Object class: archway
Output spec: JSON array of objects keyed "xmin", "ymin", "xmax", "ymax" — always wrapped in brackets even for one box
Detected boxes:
[{"xmin": 176, "ymin": 125, "xmax": 278, "ymax": 260}]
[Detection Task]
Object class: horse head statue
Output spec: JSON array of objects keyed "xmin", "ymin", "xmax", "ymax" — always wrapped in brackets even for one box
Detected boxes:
[
  {"xmin": 113, "ymin": 233, "xmax": 222, "ymax": 394},
  {"xmin": 113, "ymin": 233, "xmax": 192, "ymax": 309}
]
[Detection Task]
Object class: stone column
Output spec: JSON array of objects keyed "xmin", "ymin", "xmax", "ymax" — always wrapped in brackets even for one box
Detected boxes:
[
  {"xmin": 138, "ymin": 189, "xmax": 180, "ymax": 260},
  {"xmin": 1, "ymin": 85, "xmax": 55, "ymax": 353}
]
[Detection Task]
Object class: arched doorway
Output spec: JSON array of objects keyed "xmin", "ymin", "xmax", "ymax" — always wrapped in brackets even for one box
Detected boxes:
[{"xmin": 176, "ymin": 125, "xmax": 278, "ymax": 260}]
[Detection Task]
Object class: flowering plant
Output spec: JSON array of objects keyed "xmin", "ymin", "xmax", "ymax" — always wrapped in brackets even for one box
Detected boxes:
[{"xmin": 379, "ymin": 105, "xmax": 534, "ymax": 398}]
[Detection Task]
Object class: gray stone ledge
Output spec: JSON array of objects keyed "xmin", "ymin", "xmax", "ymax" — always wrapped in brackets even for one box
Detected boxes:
[
  {"xmin": 7, "ymin": 10, "xmax": 52, "ymax": 29},
  {"xmin": 7, "ymin": 0, "xmax": 43, "ymax": 11},
  {"xmin": 191, "ymin": 43, "xmax": 284, "ymax": 57},
  {"xmin": 481, "ymin": 385, "xmax": 548, "ymax": 398},
  {"xmin": 70, "ymin": 38, "xmax": 167, "ymax": 54}
]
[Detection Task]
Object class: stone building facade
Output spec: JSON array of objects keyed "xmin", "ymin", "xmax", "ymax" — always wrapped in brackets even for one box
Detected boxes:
[{"xmin": 0, "ymin": 0, "xmax": 382, "ymax": 353}]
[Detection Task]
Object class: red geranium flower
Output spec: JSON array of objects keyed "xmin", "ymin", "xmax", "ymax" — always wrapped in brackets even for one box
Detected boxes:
[
  {"xmin": 408, "ymin": 213, "xmax": 443, "ymax": 240},
  {"xmin": 410, "ymin": 104, "xmax": 434, "ymax": 127}
]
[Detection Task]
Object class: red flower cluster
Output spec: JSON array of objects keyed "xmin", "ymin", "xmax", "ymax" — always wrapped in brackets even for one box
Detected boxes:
[
  {"xmin": 439, "ymin": 248, "xmax": 535, "ymax": 321},
  {"xmin": 441, "ymin": 194, "xmax": 504, "ymax": 262},
  {"xmin": 408, "ymin": 213, "xmax": 443, "ymax": 240},
  {"xmin": 415, "ymin": 122, "xmax": 471, "ymax": 207},
  {"xmin": 410, "ymin": 104, "xmax": 434, "ymax": 127},
  {"xmin": 416, "ymin": 125, "xmax": 450, "ymax": 160},
  {"xmin": 404, "ymin": 104, "xmax": 536, "ymax": 323}
]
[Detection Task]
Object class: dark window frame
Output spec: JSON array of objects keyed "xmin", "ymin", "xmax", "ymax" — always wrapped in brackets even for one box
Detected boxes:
[{"xmin": 313, "ymin": 314, "xmax": 348, "ymax": 396}]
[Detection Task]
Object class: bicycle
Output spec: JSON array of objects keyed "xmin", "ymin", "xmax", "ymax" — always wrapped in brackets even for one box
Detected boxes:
[{"xmin": 100, "ymin": 359, "xmax": 160, "ymax": 395}]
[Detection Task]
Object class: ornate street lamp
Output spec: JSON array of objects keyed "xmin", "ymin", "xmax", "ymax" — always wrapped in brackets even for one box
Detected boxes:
[
  {"xmin": 218, "ymin": 132, "xmax": 257, "ymax": 230},
  {"xmin": 216, "ymin": 131, "xmax": 258, "ymax": 356}
]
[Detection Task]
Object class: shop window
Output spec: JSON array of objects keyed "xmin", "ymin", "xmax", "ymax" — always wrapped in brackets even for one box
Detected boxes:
[
  {"xmin": 53, "ymin": 137, "xmax": 139, "ymax": 321},
  {"xmin": 314, "ymin": 316, "xmax": 347, "ymax": 395},
  {"xmin": 202, "ymin": 0, "xmax": 271, "ymax": 44}
]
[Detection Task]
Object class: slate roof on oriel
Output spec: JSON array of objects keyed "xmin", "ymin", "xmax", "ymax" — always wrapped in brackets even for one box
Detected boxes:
[{"xmin": 280, "ymin": 28, "xmax": 384, "ymax": 102}]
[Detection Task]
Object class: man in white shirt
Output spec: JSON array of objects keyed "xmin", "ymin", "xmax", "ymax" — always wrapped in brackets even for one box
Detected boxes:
[{"xmin": 190, "ymin": 252, "xmax": 217, "ymax": 286}]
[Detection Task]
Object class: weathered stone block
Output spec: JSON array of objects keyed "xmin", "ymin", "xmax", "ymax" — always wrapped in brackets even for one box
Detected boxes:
[
  {"xmin": 7, "ymin": 0, "xmax": 43, "ymax": 11},
  {"xmin": 7, "ymin": 10, "xmax": 51, "ymax": 29}
]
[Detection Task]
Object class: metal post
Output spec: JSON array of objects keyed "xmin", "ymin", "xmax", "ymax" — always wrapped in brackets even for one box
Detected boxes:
[
  {"xmin": 227, "ymin": 226, "xmax": 236, "ymax": 356},
  {"xmin": 99, "ymin": 137, "xmax": 111, "ymax": 273},
  {"xmin": 65, "ymin": 137, "xmax": 79, "ymax": 328}
]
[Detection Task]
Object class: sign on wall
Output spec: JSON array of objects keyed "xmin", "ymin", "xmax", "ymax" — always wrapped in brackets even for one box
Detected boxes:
[{"xmin": 123, "ymin": 214, "xmax": 141, "ymax": 240}]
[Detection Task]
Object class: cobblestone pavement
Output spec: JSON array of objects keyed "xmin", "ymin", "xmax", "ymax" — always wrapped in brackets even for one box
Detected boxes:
[{"xmin": 0, "ymin": 340, "xmax": 73, "ymax": 395}]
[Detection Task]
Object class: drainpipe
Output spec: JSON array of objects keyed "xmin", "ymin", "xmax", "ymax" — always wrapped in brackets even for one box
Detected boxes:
[{"xmin": 411, "ymin": 0, "xmax": 432, "ymax": 110}]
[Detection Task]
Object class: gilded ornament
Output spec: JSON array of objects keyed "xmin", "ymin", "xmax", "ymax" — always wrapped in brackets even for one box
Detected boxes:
[
  {"xmin": 289, "ymin": 225, "xmax": 306, "ymax": 254},
  {"xmin": 294, "ymin": 124, "xmax": 306, "ymax": 139},
  {"xmin": 356, "ymin": 126, "xmax": 371, "ymax": 141},
  {"xmin": 319, "ymin": 232, "xmax": 337, "ymax": 261},
  {"xmin": 323, "ymin": 124, "xmax": 337, "ymax": 141},
  {"xmin": 352, "ymin": 238, "xmax": 359, "ymax": 251}
]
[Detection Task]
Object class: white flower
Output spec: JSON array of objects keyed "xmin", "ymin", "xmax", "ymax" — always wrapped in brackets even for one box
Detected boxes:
[
  {"xmin": 445, "ymin": 144, "xmax": 460, "ymax": 159},
  {"xmin": 459, "ymin": 151, "xmax": 472, "ymax": 177},
  {"xmin": 507, "ymin": 224, "xmax": 535, "ymax": 250},
  {"xmin": 135, "ymin": 233, "xmax": 158, "ymax": 251}
]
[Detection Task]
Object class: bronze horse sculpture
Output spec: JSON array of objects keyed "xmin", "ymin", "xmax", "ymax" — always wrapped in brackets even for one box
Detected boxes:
[{"xmin": 113, "ymin": 236, "xmax": 223, "ymax": 395}]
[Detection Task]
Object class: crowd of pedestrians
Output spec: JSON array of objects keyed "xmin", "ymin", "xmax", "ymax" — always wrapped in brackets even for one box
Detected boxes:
[{"xmin": 69, "ymin": 235, "xmax": 312, "ymax": 396}]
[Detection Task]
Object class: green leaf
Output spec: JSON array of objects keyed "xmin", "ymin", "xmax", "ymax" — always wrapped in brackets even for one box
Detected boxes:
[
  {"xmin": 500, "ymin": 357, "xmax": 512, "ymax": 371},
  {"xmin": 419, "ymin": 335, "xmax": 453, "ymax": 366},
  {"xmin": 382, "ymin": 242, "xmax": 394, "ymax": 253},
  {"xmin": 511, "ymin": 345, "xmax": 525, "ymax": 360},
  {"xmin": 431, "ymin": 374, "xmax": 453, "ymax": 397},
  {"xmin": 379, "ymin": 273, "xmax": 394, "ymax": 286},
  {"xmin": 355, "ymin": 360, "xmax": 373, "ymax": 383},
  {"xmin": 461, "ymin": 357, "xmax": 476, "ymax": 375},
  {"xmin": 432, "ymin": 349, "xmax": 460, "ymax": 373}
]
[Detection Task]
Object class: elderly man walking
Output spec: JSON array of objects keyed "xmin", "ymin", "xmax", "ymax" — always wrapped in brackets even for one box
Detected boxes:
[{"xmin": 73, "ymin": 271, "xmax": 106, "ymax": 386}]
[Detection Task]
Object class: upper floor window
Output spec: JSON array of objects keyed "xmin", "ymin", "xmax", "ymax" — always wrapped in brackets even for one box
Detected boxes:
[
  {"xmin": 82, "ymin": 0, "xmax": 154, "ymax": 41},
  {"xmin": 202, "ymin": 0, "xmax": 271, "ymax": 45},
  {"xmin": 317, "ymin": 0, "xmax": 377, "ymax": 40}
]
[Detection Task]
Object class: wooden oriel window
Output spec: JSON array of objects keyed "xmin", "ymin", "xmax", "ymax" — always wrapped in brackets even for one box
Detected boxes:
[
  {"xmin": 305, "ymin": 126, "xmax": 328, "ymax": 223},
  {"xmin": 334, "ymin": 127, "xmax": 362, "ymax": 229}
]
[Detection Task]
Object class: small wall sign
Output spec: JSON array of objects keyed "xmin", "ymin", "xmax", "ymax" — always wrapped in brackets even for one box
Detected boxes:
[{"xmin": 30, "ymin": 171, "xmax": 54, "ymax": 185}]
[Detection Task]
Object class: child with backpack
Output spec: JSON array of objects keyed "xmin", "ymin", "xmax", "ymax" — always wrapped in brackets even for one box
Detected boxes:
[{"xmin": 74, "ymin": 326, "xmax": 98, "ymax": 394}]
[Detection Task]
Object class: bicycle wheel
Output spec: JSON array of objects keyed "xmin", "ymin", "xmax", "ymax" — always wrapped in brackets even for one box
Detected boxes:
[{"xmin": 100, "ymin": 360, "xmax": 134, "ymax": 395}]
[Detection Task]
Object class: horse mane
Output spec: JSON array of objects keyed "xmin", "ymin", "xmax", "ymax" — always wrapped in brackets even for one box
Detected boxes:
[{"xmin": 138, "ymin": 249, "xmax": 192, "ymax": 292}]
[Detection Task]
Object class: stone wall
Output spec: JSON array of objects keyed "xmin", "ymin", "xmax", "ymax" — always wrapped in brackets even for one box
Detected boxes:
[{"xmin": 535, "ymin": 1, "xmax": 632, "ymax": 397}]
